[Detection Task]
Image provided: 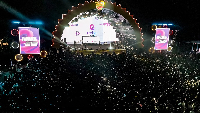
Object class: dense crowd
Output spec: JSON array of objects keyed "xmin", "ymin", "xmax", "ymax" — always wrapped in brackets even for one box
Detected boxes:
[{"xmin": 0, "ymin": 48, "xmax": 200, "ymax": 112}]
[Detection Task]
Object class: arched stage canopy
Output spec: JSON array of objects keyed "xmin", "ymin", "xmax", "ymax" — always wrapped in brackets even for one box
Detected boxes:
[{"xmin": 52, "ymin": 0, "xmax": 144, "ymax": 49}]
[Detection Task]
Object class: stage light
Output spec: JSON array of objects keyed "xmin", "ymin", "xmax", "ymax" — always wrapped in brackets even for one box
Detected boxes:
[
  {"xmin": 168, "ymin": 24, "xmax": 173, "ymax": 25},
  {"xmin": 168, "ymin": 46, "xmax": 172, "ymax": 52},
  {"xmin": 163, "ymin": 25, "xmax": 168, "ymax": 28},
  {"xmin": 151, "ymin": 25, "xmax": 157, "ymax": 31},
  {"xmin": 35, "ymin": 21, "xmax": 43, "ymax": 25},
  {"xmin": 2, "ymin": 42, "xmax": 8, "ymax": 46},
  {"xmin": 15, "ymin": 54, "xmax": 23, "ymax": 62},
  {"xmin": 149, "ymin": 47, "xmax": 155, "ymax": 53},
  {"xmin": 40, "ymin": 50, "xmax": 47, "ymax": 58},
  {"xmin": 11, "ymin": 41, "xmax": 19, "ymax": 49},
  {"xmin": 28, "ymin": 21, "xmax": 35, "ymax": 24},
  {"xmin": 11, "ymin": 29, "xmax": 19, "ymax": 36},
  {"xmin": 95, "ymin": 1, "xmax": 105, "ymax": 10},
  {"xmin": 12, "ymin": 21, "xmax": 20, "ymax": 24},
  {"xmin": 109, "ymin": 46, "xmax": 114, "ymax": 49},
  {"xmin": 27, "ymin": 54, "xmax": 34, "ymax": 60},
  {"xmin": 158, "ymin": 24, "xmax": 162, "ymax": 25},
  {"xmin": 28, "ymin": 21, "xmax": 43, "ymax": 25},
  {"xmin": 169, "ymin": 30, "xmax": 174, "ymax": 36}
]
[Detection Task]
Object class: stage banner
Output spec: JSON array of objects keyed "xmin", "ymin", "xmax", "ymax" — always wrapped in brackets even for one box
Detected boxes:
[
  {"xmin": 155, "ymin": 28, "xmax": 170, "ymax": 50},
  {"xmin": 19, "ymin": 27, "xmax": 40, "ymax": 54}
]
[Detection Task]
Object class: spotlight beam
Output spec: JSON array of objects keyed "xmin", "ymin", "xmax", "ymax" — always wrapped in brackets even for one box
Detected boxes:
[{"xmin": 0, "ymin": 1, "xmax": 53, "ymax": 40}]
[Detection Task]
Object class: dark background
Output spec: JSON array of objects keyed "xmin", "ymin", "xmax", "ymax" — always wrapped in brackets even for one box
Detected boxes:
[{"xmin": 0, "ymin": 0, "xmax": 199, "ymax": 42}]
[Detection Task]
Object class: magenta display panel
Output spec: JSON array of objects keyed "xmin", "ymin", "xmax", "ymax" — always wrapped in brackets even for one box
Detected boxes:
[
  {"xmin": 19, "ymin": 27, "xmax": 40, "ymax": 54},
  {"xmin": 155, "ymin": 28, "xmax": 170, "ymax": 50}
]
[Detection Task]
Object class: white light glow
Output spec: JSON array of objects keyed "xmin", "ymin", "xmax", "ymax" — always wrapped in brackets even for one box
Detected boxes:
[{"xmin": 61, "ymin": 15, "xmax": 119, "ymax": 44}]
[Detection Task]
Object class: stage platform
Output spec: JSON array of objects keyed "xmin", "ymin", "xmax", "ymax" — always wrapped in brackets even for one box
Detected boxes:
[{"xmin": 74, "ymin": 49, "xmax": 126, "ymax": 55}]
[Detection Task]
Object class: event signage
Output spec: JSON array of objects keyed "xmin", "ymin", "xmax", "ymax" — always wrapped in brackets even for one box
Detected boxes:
[
  {"xmin": 155, "ymin": 28, "xmax": 170, "ymax": 50},
  {"xmin": 19, "ymin": 27, "xmax": 40, "ymax": 54}
]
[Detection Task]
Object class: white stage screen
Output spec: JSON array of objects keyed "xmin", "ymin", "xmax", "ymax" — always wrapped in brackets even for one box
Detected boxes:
[{"xmin": 61, "ymin": 15, "xmax": 119, "ymax": 44}]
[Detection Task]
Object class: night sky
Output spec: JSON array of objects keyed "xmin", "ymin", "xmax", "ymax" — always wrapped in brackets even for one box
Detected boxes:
[{"xmin": 0, "ymin": 0, "xmax": 199, "ymax": 41}]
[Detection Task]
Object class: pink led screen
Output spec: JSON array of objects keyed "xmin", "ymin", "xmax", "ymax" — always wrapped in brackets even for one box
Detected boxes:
[
  {"xmin": 155, "ymin": 28, "xmax": 170, "ymax": 50},
  {"xmin": 19, "ymin": 27, "xmax": 40, "ymax": 54}
]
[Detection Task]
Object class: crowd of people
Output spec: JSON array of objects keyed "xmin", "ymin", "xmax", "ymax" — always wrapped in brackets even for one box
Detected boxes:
[{"xmin": 0, "ymin": 48, "xmax": 200, "ymax": 112}]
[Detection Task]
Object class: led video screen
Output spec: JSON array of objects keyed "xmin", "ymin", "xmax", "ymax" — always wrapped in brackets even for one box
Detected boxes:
[
  {"xmin": 61, "ymin": 16, "xmax": 119, "ymax": 44},
  {"xmin": 19, "ymin": 27, "xmax": 40, "ymax": 54},
  {"xmin": 155, "ymin": 28, "xmax": 170, "ymax": 50}
]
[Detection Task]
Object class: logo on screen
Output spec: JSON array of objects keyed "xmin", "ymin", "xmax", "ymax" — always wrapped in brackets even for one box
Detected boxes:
[{"xmin": 90, "ymin": 24, "xmax": 94, "ymax": 30}]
